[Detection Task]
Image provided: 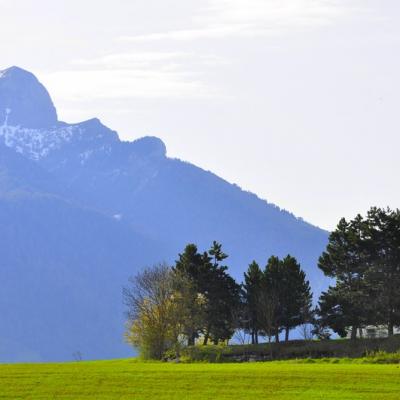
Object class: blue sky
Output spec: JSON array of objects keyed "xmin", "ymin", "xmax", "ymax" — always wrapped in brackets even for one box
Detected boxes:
[{"xmin": 1, "ymin": 0, "xmax": 399, "ymax": 230}]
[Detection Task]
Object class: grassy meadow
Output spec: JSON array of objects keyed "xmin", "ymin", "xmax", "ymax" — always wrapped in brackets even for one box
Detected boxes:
[{"xmin": 1, "ymin": 359, "xmax": 399, "ymax": 400}]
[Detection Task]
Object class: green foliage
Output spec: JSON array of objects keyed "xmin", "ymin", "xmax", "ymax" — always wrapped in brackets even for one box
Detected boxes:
[
  {"xmin": 124, "ymin": 263, "xmax": 203, "ymax": 359},
  {"xmin": 174, "ymin": 244, "xmax": 208, "ymax": 345},
  {"xmin": 250, "ymin": 255, "xmax": 312, "ymax": 343},
  {"xmin": 126, "ymin": 244, "xmax": 314, "ymax": 360},
  {"xmin": 242, "ymin": 261, "xmax": 264, "ymax": 343},
  {"xmin": 209, "ymin": 240, "xmax": 228, "ymax": 267},
  {"xmin": 278, "ymin": 255, "xmax": 313, "ymax": 341},
  {"xmin": 174, "ymin": 242, "xmax": 241, "ymax": 346},
  {"xmin": 318, "ymin": 207, "xmax": 400, "ymax": 337},
  {"xmin": 125, "ymin": 242, "xmax": 241, "ymax": 359},
  {"xmin": 175, "ymin": 244, "xmax": 205, "ymax": 284},
  {"xmin": 181, "ymin": 343, "xmax": 229, "ymax": 363},
  {"xmin": 361, "ymin": 350, "xmax": 400, "ymax": 364},
  {"xmin": 365, "ymin": 207, "xmax": 400, "ymax": 334},
  {"xmin": 203, "ymin": 242, "xmax": 241, "ymax": 344},
  {"xmin": 124, "ymin": 264, "xmax": 179, "ymax": 359},
  {"xmin": 318, "ymin": 215, "xmax": 370, "ymax": 338},
  {"xmin": 179, "ymin": 335, "xmax": 400, "ymax": 363}
]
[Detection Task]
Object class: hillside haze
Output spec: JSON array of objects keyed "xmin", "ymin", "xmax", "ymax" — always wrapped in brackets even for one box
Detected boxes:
[{"xmin": 0, "ymin": 66, "xmax": 329, "ymax": 362}]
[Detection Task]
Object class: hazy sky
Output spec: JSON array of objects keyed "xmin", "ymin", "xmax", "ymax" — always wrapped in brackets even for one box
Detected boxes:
[{"xmin": 1, "ymin": 0, "xmax": 399, "ymax": 230}]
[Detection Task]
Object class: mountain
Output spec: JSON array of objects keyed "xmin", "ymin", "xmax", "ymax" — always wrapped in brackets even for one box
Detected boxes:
[
  {"xmin": 0, "ymin": 66, "xmax": 57, "ymax": 129},
  {"xmin": 0, "ymin": 66, "xmax": 329, "ymax": 362}
]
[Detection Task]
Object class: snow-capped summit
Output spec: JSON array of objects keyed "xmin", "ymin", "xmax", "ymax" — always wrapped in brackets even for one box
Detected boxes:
[
  {"xmin": 0, "ymin": 66, "xmax": 168, "ymax": 163},
  {"xmin": 0, "ymin": 66, "xmax": 58, "ymax": 129}
]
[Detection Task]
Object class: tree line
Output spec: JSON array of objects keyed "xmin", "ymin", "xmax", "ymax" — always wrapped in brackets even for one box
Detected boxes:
[
  {"xmin": 124, "ymin": 207, "xmax": 400, "ymax": 359},
  {"xmin": 123, "ymin": 241, "xmax": 312, "ymax": 358}
]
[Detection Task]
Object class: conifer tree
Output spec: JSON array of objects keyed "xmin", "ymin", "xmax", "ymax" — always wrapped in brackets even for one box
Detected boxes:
[
  {"xmin": 280, "ymin": 255, "xmax": 313, "ymax": 342},
  {"xmin": 175, "ymin": 242, "xmax": 240, "ymax": 345},
  {"xmin": 262, "ymin": 256, "xmax": 283, "ymax": 342},
  {"xmin": 174, "ymin": 244, "xmax": 208, "ymax": 345},
  {"xmin": 318, "ymin": 216, "xmax": 370, "ymax": 338},
  {"xmin": 365, "ymin": 207, "xmax": 400, "ymax": 335},
  {"xmin": 203, "ymin": 242, "xmax": 241, "ymax": 345},
  {"xmin": 243, "ymin": 261, "xmax": 264, "ymax": 344}
]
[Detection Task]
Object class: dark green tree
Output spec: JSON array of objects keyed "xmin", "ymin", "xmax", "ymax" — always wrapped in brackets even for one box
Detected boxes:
[
  {"xmin": 175, "ymin": 244, "xmax": 207, "ymax": 288},
  {"xmin": 279, "ymin": 255, "xmax": 313, "ymax": 342},
  {"xmin": 209, "ymin": 240, "xmax": 228, "ymax": 267},
  {"xmin": 318, "ymin": 284, "xmax": 359, "ymax": 337},
  {"xmin": 318, "ymin": 216, "xmax": 370, "ymax": 339},
  {"xmin": 172, "ymin": 269, "xmax": 207, "ymax": 349},
  {"xmin": 202, "ymin": 242, "xmax": 241, "ymax": 345},
  {"xmin": 243, "ymin": 261, "xmax": 264, "ymax": 344},
  {"xmin": 260, "ymin": 255, "xmax": 312, "ymax": 342},
  {"xmin": 175, "ymin": 242, "xmax": 240, "ymax": 345},
  {"xmin": 174, "ymin": 244, "xmax": 208, "ymax": 345},
  {"xmin": 365, "ymin": 207, "xmax": 400, "ymax": 335},
  {"xmin": 261, "ymin": 256, "xmax": 283, "ymax": 342}
]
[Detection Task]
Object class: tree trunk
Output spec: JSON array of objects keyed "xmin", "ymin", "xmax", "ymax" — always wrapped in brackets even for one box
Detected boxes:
[
  {"xmin": 268, "ymin": 336, "xmax": 273, "ymax": 360},
  {"xmin": 351, "ymin": 325, "xmax": 357, "ymax": 340},
  {"xmin": 285, "ymin": 327, "xmax": 290, "ymax": 342},
  {"xmin": 255, "ymin": 331, "xmax": 259, "ymax": 344},
  {"xmin": 188, "ymin": 333, "xmax": 195, "ymax": 346},
  {"xmin": 251, "ymin": 330, "xmax": 255, "ymax": 345},
  {"xmin": 388, "ymin": 321, "xmax": 394, "ymax": 337},
  {"xmin": 203, "ymin": 331, "xmax": 210, "ymax": 345},
  {"xmin": 275, "ymin": 332, "xmax": 280, "ymax": 343}
]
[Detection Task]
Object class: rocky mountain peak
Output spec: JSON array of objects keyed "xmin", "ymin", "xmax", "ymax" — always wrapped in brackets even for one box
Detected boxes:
[{"xmin": 0, "ymin": 66, "xmax": 58, "ymax": 129}]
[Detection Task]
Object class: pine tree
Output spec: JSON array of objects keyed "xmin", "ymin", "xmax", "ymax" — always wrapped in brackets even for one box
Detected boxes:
[
  {"xmin": 261, "ymin": 256, "xmax": 283, "ymax": 342},
  {"xmin": 175, "ymin": 244, "xmax": 206, "ymax": 287},
  {"xmin": 175, "ymin": 242, "xmax": 240, "ymax": 346},
  {"xmin": 318, "ymin": 216, "xmax": 370, "ymax": 338},
  {"xmin": 243, "ymin": 261, "xmax": 263, "ymax": 344},
  {"xmin": 365, "ymin": 207, "xmax": 400, "ymax": 335},
  {"xmin": 209, "ymin": 240, "xmax": 228, "ymax": 268},
  {"xmin": 280, "ymin": 255, "xmax": 313, "ymax": 342},
  {"xmin": 260, "ymin": 255, "xmax": 312, "ymax": 342},
  {"xmin": 174, "ymin": 244, "xmax": 207, "ymax": 345},
  {"xmin": 202, "ymin": 242, "xmax": 241, "ymax": 345}
]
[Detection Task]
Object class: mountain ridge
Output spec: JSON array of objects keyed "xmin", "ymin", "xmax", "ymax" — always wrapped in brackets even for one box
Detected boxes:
[{"xmin": 0, "ymin": 66, "xmax": 329, "ymax": 362}]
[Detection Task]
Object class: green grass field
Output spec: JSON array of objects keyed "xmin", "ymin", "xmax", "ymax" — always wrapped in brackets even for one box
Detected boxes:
[{"xmin": 1, "ymin": 359, "xmax": 399, "ymax": 400}]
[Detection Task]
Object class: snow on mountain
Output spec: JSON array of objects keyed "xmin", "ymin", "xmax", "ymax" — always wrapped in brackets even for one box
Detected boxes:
[
  {"xmin": 0, "ymin": 66, "xmax": 122, "ymax": 161},
  {"xmin": 0, "ymin": 119, "xmax": 121, "ymax": 161},
  {"xmin": 0, "ymin": 123, "xmax": 81, "ymax": 160}
]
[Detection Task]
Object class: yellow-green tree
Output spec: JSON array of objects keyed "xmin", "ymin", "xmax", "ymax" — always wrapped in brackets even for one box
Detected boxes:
[{"xmin": 124, "ymin": 263, "xmax": 206, "ymax": 359}]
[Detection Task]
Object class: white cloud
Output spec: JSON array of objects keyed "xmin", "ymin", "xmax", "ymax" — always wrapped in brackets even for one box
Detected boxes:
[
  {"xmin": 121, "ymin": 0, "xmax": 359, "ymax": 42},
  {"xmin": 33, "ymin": 1, "xmax": 368, "ymax": 104},
  {"xmin": 72, "ymin": 51, "xmax": 225, "ymax": 69},
  {"xmin": 42, "ymin": 68, "xmax": 218, "ymax": 101},
  {"xmin": 41, "ymin": 50, "xmax": 228, "ymax": 101},
  {"xmin": 120, "ymin": 25, "xmax": 251, "ymax": 42}
]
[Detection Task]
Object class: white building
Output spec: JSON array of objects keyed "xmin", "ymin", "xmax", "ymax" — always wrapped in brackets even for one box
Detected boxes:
[{"xmin": 347, "ymin": 326, "xmax": 400, "ymax": 339}]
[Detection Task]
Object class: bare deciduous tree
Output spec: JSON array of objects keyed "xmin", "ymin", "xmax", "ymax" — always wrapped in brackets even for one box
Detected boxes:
[
  {"xmin": 124, "ymin": 263, "xmax": 176, "ymax": 359},
  {"xmin": 124, "ymin": 263, "xmax": 205, "ymax": 359}
]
